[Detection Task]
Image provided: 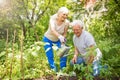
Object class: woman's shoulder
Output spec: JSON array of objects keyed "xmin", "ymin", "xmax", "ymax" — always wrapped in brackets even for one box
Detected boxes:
[
  {"xmin": 50, "ymin": 14, "xmax": 57, "ymax": 20},
  {"xmin": 64, "ymin": 19, "xmax": 70, "ymax": 26},
  {"xmin": 65, "ymin": 19, "xmax": 70, "ymax": 23}
]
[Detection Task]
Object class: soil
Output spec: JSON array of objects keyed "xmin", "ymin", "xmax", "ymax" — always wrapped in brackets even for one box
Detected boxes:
[
  {"xmin": 20, "ymin": 75, "xmax": 120, "ymax": 80},
  {"xmin": 31, "ymin": 75, "xmax": 120, "ymax": 80},
  {"xmin": 32, "ymin": 75, "xmax": 77, "ymax": 80}
]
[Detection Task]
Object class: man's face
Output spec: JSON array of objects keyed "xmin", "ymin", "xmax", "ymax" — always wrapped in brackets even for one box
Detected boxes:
[{"xmin": 72, "ymin": 24, "xmax": 83, "ymax": 37}]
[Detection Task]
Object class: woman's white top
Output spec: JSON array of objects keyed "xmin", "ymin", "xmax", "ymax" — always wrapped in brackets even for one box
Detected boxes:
[{"xmin": 44, "ymin": 14, "xmax": 69, "ymax": 41}]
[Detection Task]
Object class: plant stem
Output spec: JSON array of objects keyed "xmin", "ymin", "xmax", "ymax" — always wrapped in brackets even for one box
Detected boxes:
[
  {"xmin": 20, "ymin": 29, "xmax": 24, "ymax": 80},
  {"xmin": 3, "ymin": 29, "xmax": 9, "ymax": 79},
  {"xmin": 10, "ymin": 30, "xmax": 16, "ymax": 80}
]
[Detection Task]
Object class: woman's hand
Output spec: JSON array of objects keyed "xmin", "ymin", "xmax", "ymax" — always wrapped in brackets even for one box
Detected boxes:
[{"xmin": 58, "ymin": 35, "xmax": 65, "ymax": 43}]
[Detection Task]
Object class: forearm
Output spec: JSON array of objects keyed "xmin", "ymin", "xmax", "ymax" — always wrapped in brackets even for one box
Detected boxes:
[
  {"xmin": 72, "ymin": 47, "xmax": 79, "ymax": 64},
  {"xmin": 52, "ymin": 29, "xmax": 60, "ymax": 37},
  {"xmin": 87, "ymin": 45, "xmax": 95, "ymax": 64},
  {"xmin": 87, "ymin": 55, "xmax": 94, "ymax": 64},
  {"xmin": 74, "ymin": 47, "xmax": 79, "ymax": 57},
  {"xmin": 50, "ymin": 19, "xmax": 61, "ymax": 37},
  {"xmin": 63, "ymin": 27, "xmax": 68, "ymax": 37}
]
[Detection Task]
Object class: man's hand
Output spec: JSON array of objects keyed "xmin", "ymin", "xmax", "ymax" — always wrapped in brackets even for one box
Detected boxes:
[
  {"xmin": 86, "ymin": 55, "xmax": 94, "ymax": 64},
  {"xmin": 72, "ymin": 55, "xmax": 77, "ymax": 64}
]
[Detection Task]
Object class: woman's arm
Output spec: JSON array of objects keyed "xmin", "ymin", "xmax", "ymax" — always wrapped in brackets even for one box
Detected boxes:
[
  {"xmin": 63, "ymin": 26, "xmax": 68, "ymax": 37},
  {"xmin": 50, "ymin": 18, "xmax": 65, "ymax": 43},
  {"xmin": 63, "ymin": 20, "xmax": 69, "ymax": 37},
  {"xmin": 50, "ymin": 19, "xmax": 60, "ymax": 37}
]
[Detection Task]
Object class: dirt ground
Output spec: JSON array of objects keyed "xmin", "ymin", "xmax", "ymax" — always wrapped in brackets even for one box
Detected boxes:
[
  {"xmin": 32, "ymin": 75, "xmax": 120, "ymax": 80},
  {"xmin": 33, "ymin": 75, "xmax": 77, "ymax": 80}
]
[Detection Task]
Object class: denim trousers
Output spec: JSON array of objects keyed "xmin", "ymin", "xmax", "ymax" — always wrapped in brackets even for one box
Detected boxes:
[
  {"xmin": 70, "ymin": 57, "xmax": 100, "ymax": 76},
  {"xmin": 43, "ymin": 36, "xmax": 67, "ymax": 71}
]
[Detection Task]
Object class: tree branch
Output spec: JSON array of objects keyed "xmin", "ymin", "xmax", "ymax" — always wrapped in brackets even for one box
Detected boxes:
[{"xmin": 35, "ymin": 0, "xmax": 51, "ymax": 24}]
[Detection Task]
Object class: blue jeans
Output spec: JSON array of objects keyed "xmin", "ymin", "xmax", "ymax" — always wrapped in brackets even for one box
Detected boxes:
[
  {"xmin": 70, "ymin": 57, "xmax": 100, "ymax": 76},
  {"xmin": 43, "ymin": 36, "xmax": 67, "ymax": 71},
  {"xmin": 70, "ymin": 57, "xmax": 85, "ymax": 65}
]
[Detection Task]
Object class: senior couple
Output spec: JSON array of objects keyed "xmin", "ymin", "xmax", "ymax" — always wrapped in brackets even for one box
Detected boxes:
[{"xmin": 43, "ymin": 7, "xmax": 102, "ymax": 76}]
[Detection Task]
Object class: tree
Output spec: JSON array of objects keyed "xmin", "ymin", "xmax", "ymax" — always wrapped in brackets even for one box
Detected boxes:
[{"xmin": 11, "ymin": 0, "xmax": 68, "ymax": 41}]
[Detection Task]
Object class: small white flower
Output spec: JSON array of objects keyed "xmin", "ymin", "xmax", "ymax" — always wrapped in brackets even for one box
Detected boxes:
[
  {"xmin": 36, "ymin": 46, "xmax": 40, "ymax": 51},
  {"xmin": 31, "ymin": 51, "xmax": 38, "ymax": 57}
]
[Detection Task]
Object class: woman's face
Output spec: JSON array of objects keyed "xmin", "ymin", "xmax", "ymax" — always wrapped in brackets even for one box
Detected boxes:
[{"xmin": 58, "ymin": 12, "xmax": 68, "ymax": 21}]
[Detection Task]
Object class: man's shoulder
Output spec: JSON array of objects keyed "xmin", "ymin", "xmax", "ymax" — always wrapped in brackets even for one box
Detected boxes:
[
  {"xmin": 73, "ymin": 35, "xmax": 76, "ymax": 39},
  {"xmin": 83, "ymin": 31, "xmax": 93, "ymax": 37},
  {"xmin": 73, "ymin": 35, "xmax": 78, "ymax": 42},
  {"xmin": 83, "ymin": 31, "xmax": 91, "ymax": 35}
]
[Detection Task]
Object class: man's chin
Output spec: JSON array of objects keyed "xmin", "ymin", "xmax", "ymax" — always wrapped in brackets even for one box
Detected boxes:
[{"xmin": 76, "ymin": 34, "xmax": 80, "ymax": 37}]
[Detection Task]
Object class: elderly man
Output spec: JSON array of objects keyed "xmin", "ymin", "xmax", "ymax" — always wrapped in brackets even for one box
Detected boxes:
[{"xmin": 70, "ymin": 20, "xmax": 102, "ymax": 76}]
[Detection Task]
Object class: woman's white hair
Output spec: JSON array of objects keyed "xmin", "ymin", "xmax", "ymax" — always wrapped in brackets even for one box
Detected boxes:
[
  {"xmin": 50, "ymin": 7, "xmax": 69, "ymax": 21},
  {"xmin": 71, "ymin": 20, "xmax": 84, "ymax": 28},
  {"xmin": 57, "ymin": 7, "xmax": 69, "ymax": 14}
]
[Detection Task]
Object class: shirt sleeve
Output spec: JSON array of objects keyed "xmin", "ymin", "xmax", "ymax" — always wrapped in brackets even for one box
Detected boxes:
[
  {"xmin": 73, "ymin": 35, "xmax": 76, "ymax": 46},
  {"xmin": 85, "ymin": 32, "xmax": 96, "ymax": 47}
]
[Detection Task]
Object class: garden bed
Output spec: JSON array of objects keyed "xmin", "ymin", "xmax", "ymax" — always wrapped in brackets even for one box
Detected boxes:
[{"xmin": 33, "ymin": 76, "xmax": 120, "ymax": 80}]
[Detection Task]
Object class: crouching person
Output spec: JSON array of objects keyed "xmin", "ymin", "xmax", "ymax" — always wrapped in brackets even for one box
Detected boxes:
[{"xmin": 70, "ymin": 20, "xmax": 102, "ymax": 77}]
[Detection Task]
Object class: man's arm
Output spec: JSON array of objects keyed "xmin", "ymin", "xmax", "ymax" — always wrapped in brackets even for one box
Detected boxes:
[
  {"xmin": 72, "ymin": 46, "xmax": 79, "ymax": 64},
  {"xmin": 86, "ymin": 45, "xmax": 95, "ymax": 64}
]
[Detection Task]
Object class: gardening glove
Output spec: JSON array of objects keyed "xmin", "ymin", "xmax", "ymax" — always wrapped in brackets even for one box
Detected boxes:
[
  {"xmin": 93, "ymin": 48, "xmax": 102, "ymax": 62},
  {"xmin": 58, "ymin": 35, "xmax": 65, "ymax": 43}
]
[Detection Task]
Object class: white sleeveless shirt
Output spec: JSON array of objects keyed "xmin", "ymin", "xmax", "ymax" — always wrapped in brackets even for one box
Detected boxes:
[{"xmin": 44, "ymin": 14, "xmax": 69, "ymax": 41}]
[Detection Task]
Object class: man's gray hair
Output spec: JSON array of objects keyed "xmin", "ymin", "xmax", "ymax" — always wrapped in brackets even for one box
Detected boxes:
[{"xmin": 71, "ymin": 20, "xmax": 84, "ymax": 28}]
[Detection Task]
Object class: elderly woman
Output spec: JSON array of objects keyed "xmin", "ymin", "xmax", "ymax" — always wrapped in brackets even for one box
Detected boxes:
[{"xmin": 43, "ymin": 7, "xmax": 70, "ymax": 71}]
